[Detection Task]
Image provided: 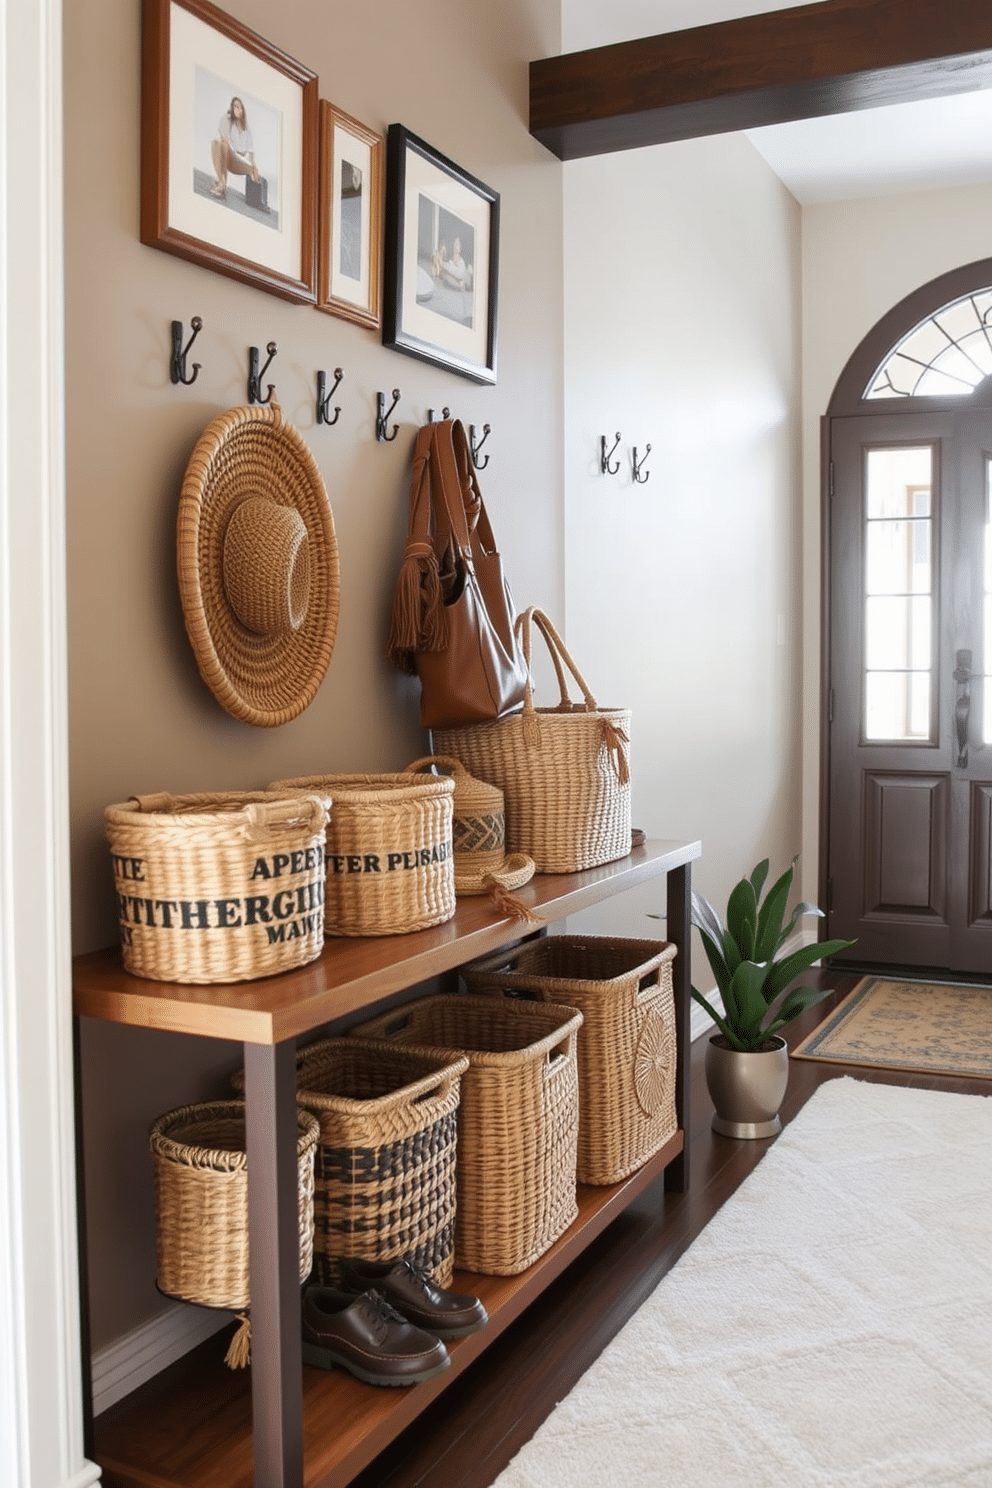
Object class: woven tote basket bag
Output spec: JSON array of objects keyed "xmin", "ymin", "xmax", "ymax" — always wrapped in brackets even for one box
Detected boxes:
[
  {"xmin": 292, "ymin": 1037, "xmax": 467, "ymax": 1288},
  {"xmin": 353, "ymin": 995, "xmax": 582, "ymax": 1276},
  {"xmin": 463, "ymin": 936, "xmax": 678, "ymax": 1185},
  {"xmin": 435, "ymin": 608, "xmax": 631, "ymax": 873},
  {"xmin": 105, "ymin": 791, "xmax": 330, "ymax": 982},
  {"xmin": 268, "ymin": 773, "xmax": 455, "ymax": 936},
  {"xmin": 149, "ymin": 1100, "xmax": 319, "ymax": 1312}
]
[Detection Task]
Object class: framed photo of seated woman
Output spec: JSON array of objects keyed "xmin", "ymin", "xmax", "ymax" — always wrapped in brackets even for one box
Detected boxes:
[
  {"xmin": 140, "ymin": 0, "xmax": 318, "ymax": 303},
  {"xmin": 317, "ymin": 102, "xmax": 384, "ymax": 329},
  {"xmin": 383, "ymin": 124, "xmax": 499, "ymax": 384}
]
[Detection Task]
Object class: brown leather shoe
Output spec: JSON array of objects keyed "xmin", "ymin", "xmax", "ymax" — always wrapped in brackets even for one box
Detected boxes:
[
  {"xmin": 339, "ymin": 1258, "xmax": 488, "ymax": 1340},
  {"xmin": 301, "ymin": 1287, "xmax": 450, "ymax": 1386}
]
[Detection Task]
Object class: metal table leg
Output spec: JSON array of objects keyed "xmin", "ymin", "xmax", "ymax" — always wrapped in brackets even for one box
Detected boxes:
[
  {"xmin": 664, "ymin": 861, "xmax": 691, "ymax": 1193},
  {"xmin": 244, "ymin": 1040, "xmax": 303, "ymax": 1487}
]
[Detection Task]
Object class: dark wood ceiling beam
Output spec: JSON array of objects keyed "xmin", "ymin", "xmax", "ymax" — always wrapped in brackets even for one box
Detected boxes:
[{"xmin": 529, "ymin": 0, "xmax": 992, "ymax": 160}]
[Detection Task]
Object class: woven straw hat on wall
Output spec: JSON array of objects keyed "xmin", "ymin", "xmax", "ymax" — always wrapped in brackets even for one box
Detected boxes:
[{"xmin": 177, "ymin": 400, "xmax": 340, "ymax": 727}]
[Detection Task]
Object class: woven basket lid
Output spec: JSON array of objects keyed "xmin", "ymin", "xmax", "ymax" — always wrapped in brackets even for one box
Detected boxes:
[
  {"xmin": 177, "ymin": 401, "xmax": 340, "ymax": 727},
  {"xmin": 405, "ymin": 756, "xmax": 535, "ymax": 896}
]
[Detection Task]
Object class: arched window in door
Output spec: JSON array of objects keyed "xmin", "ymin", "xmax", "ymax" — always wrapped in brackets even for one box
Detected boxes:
[{"xmin": 865, "ymin": 288, "xmax": 992, "ymax": 399}]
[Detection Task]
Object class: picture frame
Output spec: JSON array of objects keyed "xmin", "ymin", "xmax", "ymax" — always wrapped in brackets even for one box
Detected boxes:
[
  {"xmin": 317, "ymin": 102, "xmax": 383, "ymax": 329},
  {"xmin": 383, "ymin": 124, "xmax": 499, "ymax": 384},
  {"xmin": 140, "ymin": 0, "xmax": 318, "ymax": 303}
]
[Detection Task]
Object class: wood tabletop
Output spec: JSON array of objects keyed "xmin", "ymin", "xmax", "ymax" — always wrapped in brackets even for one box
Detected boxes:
[{"xmin": 72, "ymin": 839, "xmax": 700, "ymax": 1045}]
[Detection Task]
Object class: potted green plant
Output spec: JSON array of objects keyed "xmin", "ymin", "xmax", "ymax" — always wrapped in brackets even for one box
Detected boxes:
[{"xmin": 691, "ymin": 857, "xmax": 854, "ymax": 1138}]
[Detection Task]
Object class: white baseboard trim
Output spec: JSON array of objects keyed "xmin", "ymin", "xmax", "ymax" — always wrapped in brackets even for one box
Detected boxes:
[
  {"xmin": 65, "ymin": 1466, "xmax": 103, "ymax": 1488},
  {"xmin": 91, "ymin": 1303, "xmax": 233, "ymax": 1416}
]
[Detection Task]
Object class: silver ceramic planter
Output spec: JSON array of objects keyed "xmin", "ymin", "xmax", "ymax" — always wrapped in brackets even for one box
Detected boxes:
[{"xmin": 704, "ymin": 1034, "xmax": 789, "ymax": 1138}]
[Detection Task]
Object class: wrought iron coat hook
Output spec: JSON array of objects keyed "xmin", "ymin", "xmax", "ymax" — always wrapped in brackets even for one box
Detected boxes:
[
  {"xmin": 632, "ymin": 443, "xmax": 652, "ymax": 484},
  {"xmin": 601, "ymin": 432, "xmax": 621, "ymax": 476},
  {"xmin": 170, "ymin": 317, "xmax": 202, "ymax": 386},
  {"xmin": 248, "ymin": 342, "xmax": 278, "ymax": 405},
  {"xmin": 377, "ymin": 389, "xmax": 401, "ymax": 441},
  {"xmin": 426, "ymin": 406, "xmax": 450, "ymax": 423},
  {"xmin": 469, "ymin": 423, "xmax": 491, "ymax": 470},
  {"xmin": 316, "ymin": 368, "xmax": 344, "ymax": 426}
]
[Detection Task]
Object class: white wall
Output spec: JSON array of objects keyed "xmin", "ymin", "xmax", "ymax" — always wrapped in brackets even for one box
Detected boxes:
[
  {"xmin": 560, "ymin": 132, "xmax": 804, "ymax": 941},
  {"xmin": 799, "ymin": 181, "xmax": 992, "ymax": 903}
]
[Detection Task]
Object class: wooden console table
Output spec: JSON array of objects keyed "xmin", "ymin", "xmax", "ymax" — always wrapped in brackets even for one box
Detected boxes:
[{"xmin": 73, "ymin": 837, "xmax": 700, "ymax": 1488}]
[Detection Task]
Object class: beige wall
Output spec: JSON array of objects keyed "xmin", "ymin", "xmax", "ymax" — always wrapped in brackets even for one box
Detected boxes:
[
  {"xmin": 66, "ymin": 0, "xmax": 563, "ymax": 1351},
  {"xmin": 560, "ymin": 133, "xmax": 804, "ymax": 937},
  {"xmin": 799, "ymin": 182, "xmax": 992, "ymax": 905}
]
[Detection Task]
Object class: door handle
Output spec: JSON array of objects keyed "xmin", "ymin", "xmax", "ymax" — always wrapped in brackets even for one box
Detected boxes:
[{"xmin": 954, "ymin": 649, "xmax": 972, "ymax": 767}]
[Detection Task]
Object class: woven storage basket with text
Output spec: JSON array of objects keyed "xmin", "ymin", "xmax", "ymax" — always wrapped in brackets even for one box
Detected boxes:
[
  {"xmin": 352, "ymin": 995, "xmax": 582, "ymax": 1276},
  {"xmin": 463, "ymin": 937, "xmax": 678, "ymax": 1185},
  {"xmin": 435, "ymin": 608, "xmax": 630, "ymax": 873},
  {"xmin": 268, "ymin": 773, "xmax": 454, "ymax": 936},
  {"xmin": 149, "ymin": 1100, "xmax": 318, "ymax": 1314},
  {"xmin": 235, "ymin": 1037, "xmax": 468, "ymax": 1288},
  {"xmin": 105, "ymin": 791, "xmax": 330, "ymax": 982}
]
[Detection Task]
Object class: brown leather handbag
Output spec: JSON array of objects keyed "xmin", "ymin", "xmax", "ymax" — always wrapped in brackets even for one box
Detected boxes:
[{"xmin": 386, "ymin": 418, "xmax": 529, "ymax": 730}]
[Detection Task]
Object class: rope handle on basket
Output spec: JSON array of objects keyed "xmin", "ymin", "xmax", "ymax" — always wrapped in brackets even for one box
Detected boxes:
[
  {"xmin": 403, "ymin": 755, "xmax": 471, "ymax": 781},
  {"xmin": 514, "ymin": 607, "xmax": 599, "ymax": 714},
  {"xmin": 245, "ymin": 795, "xmax": 329, "ymax": 839}
]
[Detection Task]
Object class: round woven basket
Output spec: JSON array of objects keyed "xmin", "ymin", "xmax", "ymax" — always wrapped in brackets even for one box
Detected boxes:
[
  {"xmin": 105, "ymin": 791, "xmax": 330, "ymax": 982},
  {"xmin": 268, "ymin": 773, "xmax": 455, "ymax": 936},
  {"xmin": 149, "ymin": 1100, "xmax": 319, "ymax": 1311},
  {"xmin": 176, "ymin": 401, "xmax": 340, "ymax": 727}
]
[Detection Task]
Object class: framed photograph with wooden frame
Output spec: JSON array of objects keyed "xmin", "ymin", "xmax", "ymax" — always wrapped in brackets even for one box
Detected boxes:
[
  {"xmin": 141, "ymin": 0, "xmax": 318, "ymax": 303},
  {"xmin": 383, "ymin": 124, "xmax": 499, "ymax": 384},
  {"xmin": 317, "ymin": 102, "xmax": 383, "ymax": 328}
]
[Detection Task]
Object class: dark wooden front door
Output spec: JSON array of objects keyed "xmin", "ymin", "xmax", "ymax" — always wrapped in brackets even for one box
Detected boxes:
[{"xmin": 827, "ymin": 404, "xmax": 992, "ymax": 972}]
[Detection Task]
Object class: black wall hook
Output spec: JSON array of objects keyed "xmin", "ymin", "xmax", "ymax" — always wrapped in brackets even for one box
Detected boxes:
[
  {"xmin": 248, "ymin": 342, "xmax": 278, "ymax": 405},
  {"xmin": 632, "ymin": 443, "xmax": 652, "ymax": 484},
  {"xmin": 377, "ymin": 389, "xmax": 401, "ymax": 441},
  {"xmin": 316, "ymin": 368, "xmax": 344, "ymax": 426},
  {"xmin": 426, "ymin": 406, "xmax": 450, "ymax": 423},
  {"xmin": 601, "ymin": 432, "xmax": 621, "ymax": 476},
  {"xmin": 170, "ymin": 317, "xmax": 202, "ymax": 386},
  {"xmin": 469, "ymin": 423, "xmax": 491, "ymax": 470}
]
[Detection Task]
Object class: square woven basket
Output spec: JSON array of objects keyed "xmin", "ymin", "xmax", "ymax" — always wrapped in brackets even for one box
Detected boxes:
[
  {"xmin": 463, "ymin": 936, "xmax": 678, "ymax": 1185},
  {"xmin": 233, "ymin": 1037, "xmax": 467, "ymax": 1287},
  {"xmin": 352, "ymin": 995, "xmax": 582, "ymax": 1276}
]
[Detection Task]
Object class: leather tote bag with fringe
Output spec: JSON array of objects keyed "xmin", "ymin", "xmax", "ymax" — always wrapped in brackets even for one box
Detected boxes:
[{"xmin": 386, "ymin": 418, "xmax": 528, "ymax": 731}]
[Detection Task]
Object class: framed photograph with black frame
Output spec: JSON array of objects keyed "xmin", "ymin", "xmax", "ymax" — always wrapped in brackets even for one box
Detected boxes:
[
  {"xmin": 141, "ymin": 0, "xmax": 318, "ymax": 303},
  {"xmin": 383, "ymin": 124, "xmax": 499, "ymax": 383},
  {"xmin": 317, "ymin": 101, "xmax": 383, "ymax": 328}
]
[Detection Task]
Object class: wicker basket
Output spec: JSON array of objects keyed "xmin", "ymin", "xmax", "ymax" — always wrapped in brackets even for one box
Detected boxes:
[
  {"xmin": 105, "ymin": 791, "xmax": 330, "ymax": 983},
  {"xmin": 463, "ymin": 937, "xmax": 678, "ymax": 1185},
  {"xmin": 292, "ymin": 1037, "xmax": 467, "ymax": 1287},
  {"xmin": 435, "ymin": 608, "xmax": 631, "ymax": 873},
  {"xmin": 267, "ymin": 773, "xmax": 455, "ymax": 936},
  {"xmin": 353, "ymin": 995, "xmax": 582, "ymax": 1276},
  {"xmin": 149, "ymin": 1100, "xmax": 319, "ymax": 1311}
]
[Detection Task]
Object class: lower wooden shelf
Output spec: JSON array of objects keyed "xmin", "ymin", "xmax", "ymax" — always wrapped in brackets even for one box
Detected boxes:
[{"xmin": 94, "ymin": 1131, "xmax": 683, "ymax": 1488}]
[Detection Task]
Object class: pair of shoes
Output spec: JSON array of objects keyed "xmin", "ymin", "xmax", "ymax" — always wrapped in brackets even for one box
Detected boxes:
[
  {"xmin": 339, "ymin": 1256, "xmax": 488, "ymax": 1340},
  {"xmin": 210, "ymin": 182, "xmax": 226, "ymax": 198},
  {"xmin": 301, "ymin": 1286, "xmax": 450, "ymax": 1387}
]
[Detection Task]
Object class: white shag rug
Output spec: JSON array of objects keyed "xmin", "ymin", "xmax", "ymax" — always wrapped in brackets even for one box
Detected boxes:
[{"xmin": 491, "ymin": 1077, "xmax": 992, "ymax": 1488}]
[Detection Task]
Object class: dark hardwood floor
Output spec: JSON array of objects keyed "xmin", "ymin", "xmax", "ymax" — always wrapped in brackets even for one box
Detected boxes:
[{"xmin": 351, "ymin": 968, "xmax": 992, "ymax": 1488}]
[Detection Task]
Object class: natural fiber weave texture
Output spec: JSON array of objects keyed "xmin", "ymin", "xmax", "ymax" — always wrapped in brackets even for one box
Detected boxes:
[
  {"xmin": 435, "ymin": 608, "xmax": 631, "ymax": 873},
  {"xmin": 404, "ymin": 755, "xmax": 536, "ymax": 908},
  {"xmin": 353, "ymin": 995, "xmax": 582, "ymax": 1276},
  {"xmin": 176, "ymin": 401, "xmax": 340, "ymax": 727},
  {"xmin": 269, "ymin": 772, "xmax": 455, "ymax": 936},
  {"xmin": 105, "ymin": 791, "xmax": 330, "ymax": 982},
  {"xmin": 292, "ymin": 1037, "xmax": 468, "ymax": 1288},
  {"xmin": 464, "ymin": 937, "xmax": 677, "ymax": 1185},
  {"xmin": 150, "ymin": 1100, "xmax": 318, "ymax": 1312}
]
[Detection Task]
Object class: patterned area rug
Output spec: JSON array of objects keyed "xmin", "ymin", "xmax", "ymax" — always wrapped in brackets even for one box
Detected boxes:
[
  {"xmin": 792, "ymin": 976, "xmax": 992, "ymax": 1078},
  {"xmin": 491, "ymin": 1078, "xmax": 992, "ymax": 1486}
]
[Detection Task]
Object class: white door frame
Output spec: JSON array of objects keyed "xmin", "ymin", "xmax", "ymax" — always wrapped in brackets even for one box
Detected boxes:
[{"xmin": 0, "ymin": 0, "xmax": 99, "ymax": 1483}]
